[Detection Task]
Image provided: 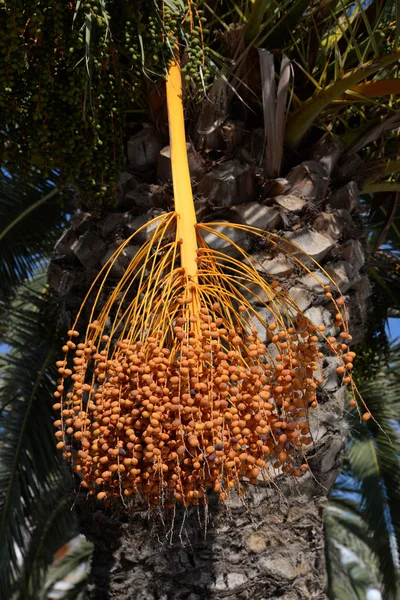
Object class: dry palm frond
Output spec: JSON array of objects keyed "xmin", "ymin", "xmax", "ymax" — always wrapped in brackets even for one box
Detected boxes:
[{"xmin": 53, "ymin": 58, "xmax": 360, "ymax": 508}]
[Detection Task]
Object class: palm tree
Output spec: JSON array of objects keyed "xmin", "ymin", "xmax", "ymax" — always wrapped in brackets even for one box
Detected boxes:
[{"xmin": 1, "ymin": 1, "xmax": 400, "ymax": 599}]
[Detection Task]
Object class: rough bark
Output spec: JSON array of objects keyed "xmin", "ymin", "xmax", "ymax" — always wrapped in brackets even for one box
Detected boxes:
[{"xmin": 49, "ymin": 120, "xmax": 369, "ymax": 600}]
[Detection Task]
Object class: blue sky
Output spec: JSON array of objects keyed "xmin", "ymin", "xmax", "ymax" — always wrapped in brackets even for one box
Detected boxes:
[{"xmin": 387, "ymin": 318, "xmax": 400, "ymax": 342}]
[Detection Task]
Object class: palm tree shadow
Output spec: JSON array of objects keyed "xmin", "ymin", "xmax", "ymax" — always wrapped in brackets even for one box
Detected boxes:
[
  {"xmin": 77, "ymin": 494, "xmax": 222, "ymax": 600},
  {"xmin": 76, "ymin": 499, "xmax": 123, "ymax": 600},
  {"xmin": 153, "ymin": 494, "xmax": 220, "ymax": 599}
]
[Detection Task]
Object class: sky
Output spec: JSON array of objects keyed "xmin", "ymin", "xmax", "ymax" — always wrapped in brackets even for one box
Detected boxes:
[{"xmin": 386, "ymin": 318, "xmax": 400, "ymax": 342}]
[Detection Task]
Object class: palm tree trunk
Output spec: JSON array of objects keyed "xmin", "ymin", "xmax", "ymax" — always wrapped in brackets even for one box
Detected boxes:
[{"xmin": 81, "ymin": 495, "xmax": 326, "ymax": 600}]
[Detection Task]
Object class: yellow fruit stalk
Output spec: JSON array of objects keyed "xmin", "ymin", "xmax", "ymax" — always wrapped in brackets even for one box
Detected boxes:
[
  {"xmin": 166, "ymin": 58, "xmax": 200, "ymax": 326},
  {"xmin": 166, "ymin": 59, "xmax": 198, "ymax": 282}
]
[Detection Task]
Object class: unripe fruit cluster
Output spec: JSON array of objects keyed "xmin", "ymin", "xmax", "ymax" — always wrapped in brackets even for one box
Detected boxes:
[{"xmin": 0, "ymin": 1, "xmax": 210, "ymax": 208}]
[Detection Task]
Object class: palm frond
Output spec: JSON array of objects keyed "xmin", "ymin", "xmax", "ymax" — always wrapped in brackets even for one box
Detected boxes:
[
  {"xmin": 0, "ymin": 274, "xmax": 76, "ymax": 600},
  {"xmin": 285, "ymin": 47, "xmax": 400, "ymax": 148},
  {"xmin": 40, "ymin": 536, "xmax": 92, "ymax": 600},
  {"xmin": 0, "ymin": 169, "xmax": 68, "ymax": 303},
  {"xmin": 326, "ymin": 343, "xmax": 400, "ymax": 599},
  {"xmin": 15, "ymin": 493, "xmax": 79, "ymax": 600},
  {"xmin": 325, "ymin": 505, "xmax": 378, "ymax": 600}
]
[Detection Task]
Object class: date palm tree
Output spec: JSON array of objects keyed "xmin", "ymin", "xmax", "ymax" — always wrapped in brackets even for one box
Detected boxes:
[{"xmin": 1, "ymin": 1, "xmax": 400, "ymax": 599}]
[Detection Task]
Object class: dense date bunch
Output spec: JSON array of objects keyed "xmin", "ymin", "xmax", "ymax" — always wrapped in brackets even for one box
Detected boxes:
[
  {"xmin": 0, "ymin": 0, "xmax": 209, "ymax": 207},
  {"xmin": 53, "ymin": 302, "xmax": 355, "ymax": 507},
  {"xmin": 52, "ymin": 213, "xmax": 361, "ymax": 506}
]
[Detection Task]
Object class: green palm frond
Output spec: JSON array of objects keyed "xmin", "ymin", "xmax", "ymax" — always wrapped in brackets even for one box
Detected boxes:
[
  {"xmin": 349, "ymin": 374, "xmax": 400, "ymax": 595},
  {"xmin": 326, "ymin": 498, "xmax": 387, "ymax": 598},
  {"xmin": 325, "ymin": 506, "xmax": 378, "ymax": 600},
  {"xmin": 207, "ymin": 1, "xmax": 400, "ymax": 194},
  {"xmin": 48, "ymin": 576, "xmax": 89, "ymax": 600},
  {"xmin": 284, "ymin": 47, "xmax": 400, "ymax": 147},
  {"xmin": 40, "ymin": 536, "xmax": 92, "ymax": 600},
  {"xmin": 326, "ymin": 343, "xmax": 400, "ymax": 600},
  {"xmin": 0, "ymin": 274, "xmax": 76, "ymax": 600},
  {"xmin": 249, "ymin": 0, "xmax": 400, "ymax": 154},
  {"xmin": 14, "ymin": 494, "xmax": 79, "ymax": 600},
  {"xmin": 0, "ymin": 169, "xmax": 69, "ymax": 303}
]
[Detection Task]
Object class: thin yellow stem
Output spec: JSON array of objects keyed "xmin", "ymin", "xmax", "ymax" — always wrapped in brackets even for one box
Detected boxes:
[{"xmin": 166, "ymin": 58, "xmax": 198, "ymax": 282}]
